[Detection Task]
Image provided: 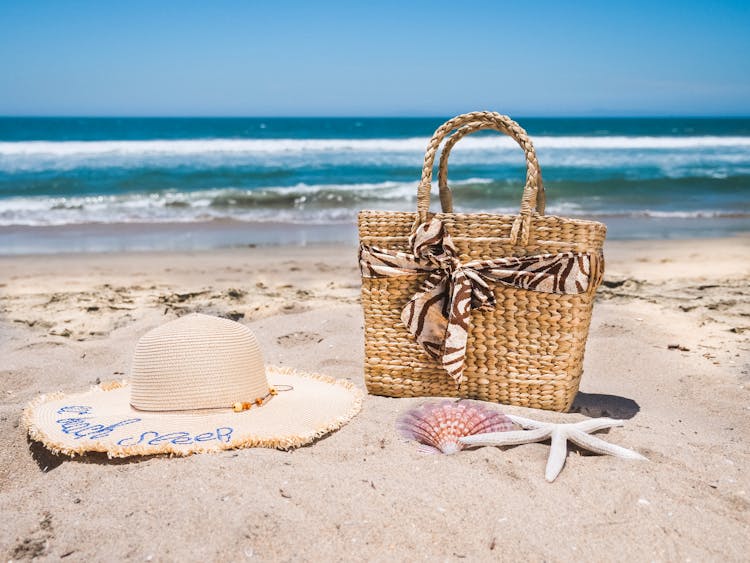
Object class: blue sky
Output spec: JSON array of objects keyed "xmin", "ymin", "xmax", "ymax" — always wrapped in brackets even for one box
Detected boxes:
[{"xmin": 1, "ymin": 1, "xmax": 749, "ymax": 116}]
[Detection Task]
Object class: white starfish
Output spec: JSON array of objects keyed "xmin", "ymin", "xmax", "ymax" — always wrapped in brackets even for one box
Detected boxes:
[{"xmin": 459, "ymin": 414, "xmax": 647, "ymax": 482}]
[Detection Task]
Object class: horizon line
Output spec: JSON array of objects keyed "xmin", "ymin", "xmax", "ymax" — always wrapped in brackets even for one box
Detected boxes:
[{"xmin": 2, "ymin": 114, "xmax": 750, "ymax": 120}]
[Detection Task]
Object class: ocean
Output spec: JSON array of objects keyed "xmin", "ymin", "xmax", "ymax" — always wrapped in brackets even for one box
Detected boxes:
[{"xmin": 0, "ymin": 117, "xmax": 748, "ymax": 251}]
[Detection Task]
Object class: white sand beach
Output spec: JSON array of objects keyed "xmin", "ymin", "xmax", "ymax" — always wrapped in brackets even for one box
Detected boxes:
[{"xmin": 1, "ymin": 236, "xmax": 749, "ymax": 561}]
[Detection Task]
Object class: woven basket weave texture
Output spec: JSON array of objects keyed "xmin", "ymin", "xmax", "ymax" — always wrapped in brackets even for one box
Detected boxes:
[{"xmin": 358, "ymin": 112, "xmax": 606, "ymax": 412}]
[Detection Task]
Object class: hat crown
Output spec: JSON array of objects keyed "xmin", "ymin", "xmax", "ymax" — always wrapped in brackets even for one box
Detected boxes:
[{"xmin": 130, "ymin": 314, "xmax": 268, "ymax": 411}]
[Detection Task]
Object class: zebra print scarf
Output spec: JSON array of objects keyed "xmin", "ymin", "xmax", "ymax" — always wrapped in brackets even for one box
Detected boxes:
[{"xmin": 360, "ymin": 218, "xmax": 598, "ymax": 385}]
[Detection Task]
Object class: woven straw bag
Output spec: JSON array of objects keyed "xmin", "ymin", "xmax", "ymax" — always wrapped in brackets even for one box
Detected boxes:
[{"xmin": 358, "ymin": 111, "xmax": 606, "ymax": 412}]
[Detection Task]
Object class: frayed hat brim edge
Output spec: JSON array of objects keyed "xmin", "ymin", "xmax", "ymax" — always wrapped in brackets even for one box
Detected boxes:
[{"xmin": 22, "ymin": 366, "xmax": 364, "ymax": 459}]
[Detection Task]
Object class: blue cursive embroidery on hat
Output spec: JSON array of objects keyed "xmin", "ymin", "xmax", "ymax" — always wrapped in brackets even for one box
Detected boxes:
[
  {"xmin": 57, "ymin": 406, "xmax": 92, "ymax": 415},
  {"xmin": 116, "ymin": 427, "xmax": 234, "ymax": 447},
  {"xmin": 56, "ymin": 417, "xmax": 142, "ymax": 440},
  {"xmin": 215, "ymin": 427, "xmax": 233, "ymax": 443},
  {"xmin": 53, "ymin": 404, "xmax": 234, "ymax": 447}
]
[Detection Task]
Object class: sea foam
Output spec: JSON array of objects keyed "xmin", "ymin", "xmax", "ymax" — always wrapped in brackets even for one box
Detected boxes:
[{"xmin": 2, "ymin": 135, "xmax": 750, "ymax": 157}]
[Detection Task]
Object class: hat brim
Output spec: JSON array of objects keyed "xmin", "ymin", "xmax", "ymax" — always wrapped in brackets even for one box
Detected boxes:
[{"xmin": 23, "ymin": 366, "xmax": 363, "ymax": 458}]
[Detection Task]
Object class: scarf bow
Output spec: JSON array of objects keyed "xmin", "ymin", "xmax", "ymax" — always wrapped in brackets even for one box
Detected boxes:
[{"xmin": 360, "ymin": 218, "xmax": 598, "ymax": 385}]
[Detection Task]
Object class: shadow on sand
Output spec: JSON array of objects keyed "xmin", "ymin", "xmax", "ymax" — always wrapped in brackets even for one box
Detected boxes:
[
  {"xmin": 28, "ymin": 439, "xmax": 158, "ymax": 472},
  {"xmin": 570, "ymin": 391, "xmax": 640, "ymax": 419}
]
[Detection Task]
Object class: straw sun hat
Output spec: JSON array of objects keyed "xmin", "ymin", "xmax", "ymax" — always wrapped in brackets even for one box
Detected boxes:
[{"xmin": 24, "ymin": 314, "xmax": 363, "ymax": 457}]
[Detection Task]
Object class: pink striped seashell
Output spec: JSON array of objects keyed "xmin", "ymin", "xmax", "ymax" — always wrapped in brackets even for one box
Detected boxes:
[{"xmin": 397, "ymin": 400, "xmax": 514, "ymax": 455}]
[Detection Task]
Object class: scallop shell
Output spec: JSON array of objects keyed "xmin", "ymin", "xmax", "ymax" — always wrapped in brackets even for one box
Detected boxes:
[{"xmin": 397, "ymin": 400, "xmax": 514, "ymax": 454}]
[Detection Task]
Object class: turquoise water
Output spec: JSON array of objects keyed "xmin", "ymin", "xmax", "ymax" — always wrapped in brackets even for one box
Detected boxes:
[{"xmin": 0, "ymin": 117, "xmax": 748, "ymax": 240}]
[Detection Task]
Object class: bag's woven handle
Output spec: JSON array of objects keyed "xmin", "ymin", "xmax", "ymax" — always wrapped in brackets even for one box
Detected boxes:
[
  {"xmin": 437, "ymin": 121, "xmax": 546, "ymax": 216},
  {"xmin": 416, "ymin": 111, "xmax": 544, "ymax": 245}
]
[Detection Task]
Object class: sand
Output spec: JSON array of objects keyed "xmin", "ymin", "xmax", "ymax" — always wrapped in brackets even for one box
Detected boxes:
[{"xmin": 1, "ymin": 236, "xmax": 749, "ymax": 561}]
